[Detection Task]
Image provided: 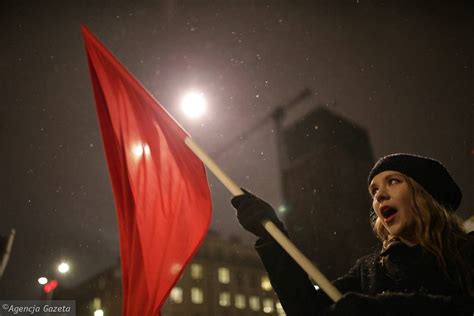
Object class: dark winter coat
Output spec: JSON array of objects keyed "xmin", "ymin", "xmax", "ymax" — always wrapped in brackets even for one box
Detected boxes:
[{"xmin": 255, "ymin": 232, "xmax": 474, "ymax": 316}]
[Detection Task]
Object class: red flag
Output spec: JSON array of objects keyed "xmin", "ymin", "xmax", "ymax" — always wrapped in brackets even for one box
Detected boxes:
[{"xmin": 81, "ymin": 25, "xmax": 212, "ymax": 315}]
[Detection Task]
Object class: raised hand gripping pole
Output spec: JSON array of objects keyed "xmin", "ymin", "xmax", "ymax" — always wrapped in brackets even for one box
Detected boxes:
[{"xmin": 185, "ymin": 137, "xmax": 342, "ymax": 303}]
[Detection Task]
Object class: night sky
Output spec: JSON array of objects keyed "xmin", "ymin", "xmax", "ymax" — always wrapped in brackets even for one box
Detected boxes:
[{"xmin": 1, "ymin": 1, "xmax": 473, "ymax": 298}]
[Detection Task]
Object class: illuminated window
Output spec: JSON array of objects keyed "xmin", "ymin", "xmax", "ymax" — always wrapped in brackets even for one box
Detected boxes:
[
  {"xmin": 261, "ymin": 275, "xmax": 272, "ymax": 291},
  {"xmin": 219, "ymin": 291, "xmax": 231, "ymax": 307},
  {"xmin": 276, "ymin": 302, "xmax": 286, "ymax": 316},
  {"xmin": 191, "ymin": 263, "xmax": 203, "ymax": 279},
  {"xmin": 235, "ymin": 294, "xmax": 246, "ymax": 309},
  {"xmin": 263, "ymin": 298, "xmax": 274, "ymax": 313},
  {"xmin": 94, "ymin": 310, "xmax": 104, "ymax": 316},
  {"xmin": 191, "ymin": 287, "xmax": 203, "ymax": 304},
  {"xmin": 218, "ymin": 267, "xmax": 230, "ymax": 284},
  {"xmin": 249, "ymin": 296, "xmax": 260, "ymax": 311},
  {"xmin": 170, "ymin": 287, "xmax": 183, "ymax": 304},
  {"xmin": 92, "ymin": 297, "xmax": 101, "ymax": 309}
]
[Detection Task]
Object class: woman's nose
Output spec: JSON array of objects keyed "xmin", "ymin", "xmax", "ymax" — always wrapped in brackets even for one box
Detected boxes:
[{"xmin": 375, "ymin": 188, "xmax": 389, "ymax": 202}]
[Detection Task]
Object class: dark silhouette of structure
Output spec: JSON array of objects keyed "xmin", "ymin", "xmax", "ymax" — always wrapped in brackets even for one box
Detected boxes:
[{"xmin": 280, "ymin": 107, "xmax": 376, "ymax": 280}]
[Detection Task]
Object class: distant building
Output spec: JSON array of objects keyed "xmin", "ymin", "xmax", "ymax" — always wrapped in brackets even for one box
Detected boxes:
[
  {"xmin": 54, "ymin": 231, "xmax": 285, "ymax": 316},
  {"xmin": 280, "ymin": 107, "xmax": 377, "ymax": 280},
  {"xmin": 53, "ymin": 262, "xmax": 122, "ymax": 316}
]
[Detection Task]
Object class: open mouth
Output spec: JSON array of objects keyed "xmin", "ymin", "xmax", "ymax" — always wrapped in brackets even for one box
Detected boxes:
[{"xmin": 381, "ymin": 208, "xmax": 398, "ymax": 222}]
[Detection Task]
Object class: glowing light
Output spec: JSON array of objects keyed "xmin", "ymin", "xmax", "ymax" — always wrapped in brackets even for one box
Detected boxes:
[
  {"xmin": 277, "ymin": 205, "xmax": 287, "ymax": 214},
  {"xmin": 144, "ymin": 144, "xmax": 150, "ymax": 155},
  {"xmin": 170, "ymin": 263, "xmax": 183, "ymax": 275},
  {"xmin": 263, "ymin": 298, "xmax": 274, "ymax": 313},
  {"xmin": 57, "ymin": 262, "xmax": 70, "ymax": 274},
  {"xmin": 94, "ymin": 310, "xmax": 104, "ymax": 316},
  {"xmin": 132, "ymin": 144, "xmax": 144, "ymax": 156},
  {"xmin": 132, "ymin": 143, "xmax": 150, "ymax": 157},
  {"xmin": 261, "ymin": 275, "xmax": 272, "ymax": 291},
  {"xmin": 181, "ymin": 91, "xmax": 207, "ymax": 119},
  {"xmin": 170, "ymin": 287, "xmax": 183, "ymax": 303},
  {"xmin": 263, "ymin": 306, "xmax": 272, "ymax": 313},
  {"xmin": 38, "ymin": 277, "xmax": 48, "ymax": 285}
]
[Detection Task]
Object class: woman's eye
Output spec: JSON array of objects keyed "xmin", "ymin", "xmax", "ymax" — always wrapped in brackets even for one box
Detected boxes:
[
  {"xmin": 371, "ymin": 188, "xmax": 378, "ymax": 196},
  {"xmin": 388, "ymin": 178, "xmax": 400, "ymax": 185}
]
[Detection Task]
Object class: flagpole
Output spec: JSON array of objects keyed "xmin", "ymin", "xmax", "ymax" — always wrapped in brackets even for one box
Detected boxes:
[{"xmin": 184, "ymin": 137, "xmax": 342, "ymax": 303}]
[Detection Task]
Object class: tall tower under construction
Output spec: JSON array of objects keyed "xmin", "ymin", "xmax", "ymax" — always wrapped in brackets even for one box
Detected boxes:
[{"xmin": 281, "ymin": 107, "xmax": 376, "ymax": 280}]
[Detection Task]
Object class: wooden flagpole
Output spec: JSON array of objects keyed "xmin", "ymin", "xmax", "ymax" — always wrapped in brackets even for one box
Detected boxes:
[{"xmin": 184, "ymin": 137, "xmax": 342, "ymax": 303}]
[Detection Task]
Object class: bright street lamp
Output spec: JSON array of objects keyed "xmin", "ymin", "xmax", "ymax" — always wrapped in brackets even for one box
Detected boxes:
[
  {"xmin": 38, "ymin": 277, "xmax": 48, "ymax": 285},
  {"xmin": 180, "ymin": 91, "xmax": 207, "ymax": 119},
  {"xmin": 57, "ymin": 262, "xmax": 70, "ymax": 274}
]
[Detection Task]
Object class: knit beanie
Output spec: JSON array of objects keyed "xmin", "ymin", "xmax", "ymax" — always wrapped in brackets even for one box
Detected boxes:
[{"xmin": 368, "ymin": 153, "xmax": 462, "ymax": 211}]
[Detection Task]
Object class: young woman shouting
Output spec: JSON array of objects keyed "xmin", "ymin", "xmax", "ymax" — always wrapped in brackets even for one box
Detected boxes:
[{"xmin": 231, "ymin": 153, "xmax": 474, "ymax": 315}]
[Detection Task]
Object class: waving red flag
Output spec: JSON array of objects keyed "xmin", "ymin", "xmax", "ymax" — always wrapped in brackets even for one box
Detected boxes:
[{"xmin": 81, "ymin": 25, "xmax": 212, "ymax": 316}]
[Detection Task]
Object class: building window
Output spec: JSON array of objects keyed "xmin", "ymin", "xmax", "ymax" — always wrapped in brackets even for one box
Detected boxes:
[
  {"xmin": 261, "ymin": 275, "xmax": 272, "ymax": 291},
  {"xmin": 92, "ymin": 297, "xmax": 101, "ymax": 310},
  {"xmin": 94, "ymin": 310, "xmax": 104, "ymax": 316},
  {"xmin": 170, "ymin": 287, "xmax": 183, "ymax": 303},
  {"xmin": 249, "ymin": 296, "xmax": 260, "ymax": 311},
  {"xmin": 218, "ymin": 267, "xmax": 230, "ymax": 284},
  {"xmin": 263, "ymin": 298, "xmax": 274, "ymax": 313},
  {"xmin": 191, "ymin": 263, "xmax": 203, "ymax": 279},
  {"xmin": 234, "ymin": 294, "xmax": 246, "ymax": 309},
  {"xmin": 219, "ymin": 291, "xmax": 231, "ymax": 307},
  {"xmin": 276, "ymin": 302, "xmax": 286, "ymax": 316},
  {"xmin": 191, "ymin": 287, "xmax": 204, "ymax": 304}
]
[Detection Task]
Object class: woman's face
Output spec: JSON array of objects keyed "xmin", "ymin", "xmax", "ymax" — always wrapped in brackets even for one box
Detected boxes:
[{"xmin": 369, "ymin": 171, "xmax": 417, "ymax": 241}]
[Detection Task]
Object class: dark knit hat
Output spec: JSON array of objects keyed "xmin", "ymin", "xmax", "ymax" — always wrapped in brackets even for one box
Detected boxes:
[{"xmin": 368, "ymin": 153, "xmax": 462, "ymax": 211}]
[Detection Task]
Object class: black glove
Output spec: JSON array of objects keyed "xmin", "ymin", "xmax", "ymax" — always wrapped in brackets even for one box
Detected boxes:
[
  {"xmin": 231, "ymin": 189, "xmax": 286, "ymax": 240},
  {"xmin": 323, "ymin": 292, "xmax": 381, "ymax": 316}
]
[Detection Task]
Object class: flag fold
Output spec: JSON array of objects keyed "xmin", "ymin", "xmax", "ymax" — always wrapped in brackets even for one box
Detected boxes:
[{"xmin": 81, "ymin": 25, "xmax": 212, "ymax": 316}]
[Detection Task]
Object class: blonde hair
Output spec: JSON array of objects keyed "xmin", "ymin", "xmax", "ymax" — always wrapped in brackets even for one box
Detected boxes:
[{"xmin": 371, "ymin": 175, "xmax": 472, "ymax": 293}]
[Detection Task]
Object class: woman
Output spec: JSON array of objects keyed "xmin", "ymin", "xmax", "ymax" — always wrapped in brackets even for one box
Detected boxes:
[{"xmin": 231, "ymin": 153, "xmax": 474, "ymax": 315}]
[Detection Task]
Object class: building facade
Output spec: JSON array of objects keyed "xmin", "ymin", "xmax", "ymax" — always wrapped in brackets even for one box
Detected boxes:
[
  {"xmin": 162, "ymin": 232, "xmax": 284, "ymax": 316},
  {"xmin": 54, "ymin": 231, "xmax": 285, "ymax": 316}
]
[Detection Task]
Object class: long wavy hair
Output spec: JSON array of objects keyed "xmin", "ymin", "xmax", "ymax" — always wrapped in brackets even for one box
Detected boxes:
[{"xmin": 371, "ymin": 175, "xmax": 472, "ymax": 294}]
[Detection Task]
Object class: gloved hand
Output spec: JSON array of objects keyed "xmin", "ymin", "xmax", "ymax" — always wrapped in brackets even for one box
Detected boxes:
[
  {"xmin": 231, "ymin": 189, "xmax": 286, "ymax": 240},
  {"xmin": 322, "ymin": 292, "xmax": 381, "ymax": 316}
]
